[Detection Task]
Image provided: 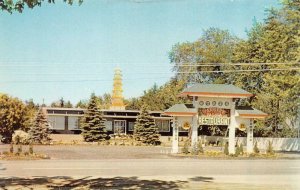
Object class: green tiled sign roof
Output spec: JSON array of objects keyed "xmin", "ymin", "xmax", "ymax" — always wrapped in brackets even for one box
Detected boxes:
[{"xmin": 180, "ymin": 84, "xmax": 252, "ymax": 97}]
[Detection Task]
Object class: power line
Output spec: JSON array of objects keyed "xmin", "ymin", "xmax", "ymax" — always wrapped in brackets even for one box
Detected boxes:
[
  {"xmin": 0, "ymin": 77, "xmax": 171, "ymax": 84},
  {"xmin": 176, "ymin": 67, "xmax": 300, "ymax": 73},
  {"xmin": 175, "ymin": 62, "xmax": 300, "ymax": 67},
  {"xmin": 0, "ymin": 62, "xmax": 299, "ymax": 67}
]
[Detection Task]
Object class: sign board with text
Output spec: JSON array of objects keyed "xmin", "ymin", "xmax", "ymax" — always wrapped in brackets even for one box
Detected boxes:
[{"xmin": 198, "ymin": 107, "xmax": 230, "ymax": 126}]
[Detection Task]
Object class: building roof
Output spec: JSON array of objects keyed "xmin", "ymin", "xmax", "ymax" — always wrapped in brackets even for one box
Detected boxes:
[
  {"xmin": 179, "ymin": 84, "xmax": 252, "ymax": 98},
  {"xmin": 164, "ymin": 104, "xmax": 197, "ymax": 116},
  {"xmin": 236, "ymin": 107, "xmax": 268, "ymax": 119}
]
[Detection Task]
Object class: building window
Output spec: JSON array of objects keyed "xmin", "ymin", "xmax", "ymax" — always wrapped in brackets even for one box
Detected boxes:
[
  {"xmin": 68, "ymin": 116, "xmax": 81, "ymax": 130},
  {"xmin": 48, "ymin": 116, "xmax": 65, "ymax": 130},
  {"xmin": 128, "ymin": 122, "xmax": 135, "ymax": 131},
  {"xmin": 105, "ymin": 121, "xmax": 113, "ymax": 131},
  {"xmin": 155, "ymin": 120, "xmax": 170, "ymax": 132},
  {"xmin": 114, "ymin": 120, "xmax": 126, "ymax": 134}
]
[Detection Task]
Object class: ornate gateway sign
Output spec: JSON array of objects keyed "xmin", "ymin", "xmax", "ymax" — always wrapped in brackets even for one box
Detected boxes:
[{"xmin": 198, "ymin": 108, "xmax": 230, "ymax": 125}]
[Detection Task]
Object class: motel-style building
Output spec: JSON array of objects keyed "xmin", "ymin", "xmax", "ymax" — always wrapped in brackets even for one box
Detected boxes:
[{"xmin": 45, "ymin": 107, "xmax": 172, "ymax": 136}]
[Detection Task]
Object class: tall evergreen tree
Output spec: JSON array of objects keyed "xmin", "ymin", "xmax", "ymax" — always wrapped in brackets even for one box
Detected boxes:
[
  {"xmin": 134, "ymin": 106, "xmax": 161, "ymax": 145},
  {"xmin": 28, "ymin": 108, "xmax": 51, "ymax": 144},
  {"xmin": 81, "ymin": 93, "xmax": 108, "ymax": 142}
]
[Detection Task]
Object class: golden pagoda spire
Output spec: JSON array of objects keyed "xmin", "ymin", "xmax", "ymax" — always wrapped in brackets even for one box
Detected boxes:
[{"xmin": 110, "ymin": 67, "xmax": 125, "ymax": 110}]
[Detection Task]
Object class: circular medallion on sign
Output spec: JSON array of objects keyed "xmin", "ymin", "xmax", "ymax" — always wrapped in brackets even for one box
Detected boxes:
[
  {"xmin": 212, "ymin": 101, "xmax": 216, "ymax": 106},
  {"xmin": 205, "ymin": 101, "xmax": 210, "ymax": 106},
  {"xmin": 199, "ymin": 101, "xmax": 204, "ymax": 106},
  {"xmin": 182, "ymin": 121, "xmax": 191, "ymax": 130},
  {"xmin": 239, "ymin": 123, "xmax": 246, "ymax": 131},
  {"xmin": 225, "ymin": 101, "xmax": 229, "ymax": 106},
  {"xmin": 218, "ymin": 101, "xmax": 223, "ymax": 106}
]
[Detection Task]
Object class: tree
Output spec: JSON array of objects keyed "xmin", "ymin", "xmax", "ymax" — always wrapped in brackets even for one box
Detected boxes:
[
  {"xmin": 81, "ymin": 93, "xmax": 108, "ymax": 142},
  {"xmin": 0, "ymin": 0, "xmax": 83, "ymax": 13},
  {"xmin": 51, "ymin": 98, "xmax": 73, "ymax": 108},
  {"xmin": 169, "ymin": 27, "xmax": 239, "ymax": 84},
  {"xmin": 232, "ymin": 1, "xmax": 300, "ymax": 135},
  {"xmin": 65, "ymin": 100, "xmax": 73, "ymax": 108},
  {"xmin": 126, "ymin": 79, "xmax": 186, "ymax": 111},
  {"xmin": 28, "ymin": 108, "xmax": 51, "ymax": 144},
  {"xmin": 76, "ymin": 100, "xmax": 89, "ymax": 109},
  {"xmin": 134, "ymin": 106, "xmax": 160, "ymax": 145},
  {"xmin": 0, "ymin": 94, "xmax": 31, "ymax": 143}
]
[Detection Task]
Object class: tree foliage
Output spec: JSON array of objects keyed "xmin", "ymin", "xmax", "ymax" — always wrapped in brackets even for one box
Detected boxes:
[
  {"xmin": 51, "ymin": 98, "xmax": 73, "ymax": 108},
  {"xmin": 28, "ymin": 108, "xmax": 51, "ymax": 144},
  {"xmin": 169, "ymin": 28, "xmax": 239, "ymax": 84},
  {"xmin": 168, "ymin": 1, "xmax": 300, "ymax": 137},
  {"xmin": 126, "ymin": 79, "xmax": 186, "ymax": 111},
  {"xmin": 134, "ymin": 106, "xmax": 160, "ymax": 145},
  {"xmin": 0, "ymin": 94, "xmax": 34, "ymax": 143},
  {"xmin": 81, "ymin": 93, "xmax": 108, "ymax": 142},
  {"xmin": 0, "ymin": 0, "xmax": 83, "ymax": 13}
]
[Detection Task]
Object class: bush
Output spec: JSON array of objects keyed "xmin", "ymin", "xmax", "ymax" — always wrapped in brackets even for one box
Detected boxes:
[
  {"xmin": 9, "ymin": 143, "xmax": 14, "ymax": 154},
  {"xmin": 266, "ymin": 141, "xmax": 274, "ymax": 155},
  {"xmin": 224, "ymin": 142, "xmax": 229, "ymax": 155},
  {"xmin": 191, "ymin": 142, "xmax": 199, "ymax": 155},
  {"xmin": 12, "ymin": 130, "xmax": 31, "ymax": 145},
  {"xmin": 17, "ymin": 145, "xmax": 22, "ymax": 154},
  {"xmin": 253, "ymin": 142, "xmax": 260, "ymax": 154},
  {"xmin": 29, "ymin": 144, "xmax": 34, "ymax": 154},
  {"xmin": 234, "ymin": 145, "xmax": 240, "ymax": 157},
  {"xmin": 239, "ymin": 143, "xmax": 244, "ymax": 155},
  {"xmin": 182, "ymin": 140, "xmax": 189, "ymax": 154},
  {"xmin": 198, "ymin": 140, "xmax": 204, "ymax": 153}
]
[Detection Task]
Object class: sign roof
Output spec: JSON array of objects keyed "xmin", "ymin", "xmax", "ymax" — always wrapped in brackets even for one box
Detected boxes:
[{"xmin": 179, "ymin": 84, "xmax": 252, "ymax": 98}]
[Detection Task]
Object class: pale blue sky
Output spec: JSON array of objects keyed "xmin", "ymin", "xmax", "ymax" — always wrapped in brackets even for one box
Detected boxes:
[{"xmin": 0, "ymin": 0, "xmax": 279, "ymax": 105}]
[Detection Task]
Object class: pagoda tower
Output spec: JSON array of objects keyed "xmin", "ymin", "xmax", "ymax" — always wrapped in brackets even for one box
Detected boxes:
[{"xmin": 110, "ymin": 68, "xmax": 125, "ymax": 110}]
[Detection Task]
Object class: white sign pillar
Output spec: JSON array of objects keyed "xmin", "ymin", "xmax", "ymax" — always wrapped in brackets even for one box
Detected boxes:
[
  {"xmin": 191, "ymin": 115, "xmax": 198, "ymax": 147},
  {"xmin": 171, "ymin": 117, "xmax": 179, "ymax": 153},
  {"xmin": 247, "ymin": 119, "xmax": 254, "ymax": 153},
  {"xmin": 228, "ymin": 100, "xmax": 236, "ymax": 154},
  {"xmin": 191, "ymin": 96, "xmax": 198, "ymax": 147}
]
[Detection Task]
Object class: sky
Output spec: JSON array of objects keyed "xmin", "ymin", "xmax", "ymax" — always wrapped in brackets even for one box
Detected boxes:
[{"xmin": 0, "ymin": 0, "xmax": 280, "ymax": 105}]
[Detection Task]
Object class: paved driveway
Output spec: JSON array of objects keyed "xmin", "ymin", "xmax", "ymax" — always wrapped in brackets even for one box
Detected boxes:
[{"xmin": 1, "ymin": 159, "xmax": 300, "ymax": 189}]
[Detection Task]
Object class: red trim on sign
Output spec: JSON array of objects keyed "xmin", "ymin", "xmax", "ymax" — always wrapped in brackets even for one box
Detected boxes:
[
  {"xmin": 239, "ymin": 114, "xmax": 268, "ymax": 118},
  {"xmin": 164, "ymin": 112, "xmax": 196, "ymax": 116}
]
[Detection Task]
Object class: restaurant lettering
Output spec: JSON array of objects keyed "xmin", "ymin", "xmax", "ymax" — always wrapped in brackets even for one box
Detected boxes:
[
  {"xmin": 199, "ymin": 117, "xmax": 230, "ymax": 125},
  {"xmin": 198, "ymin": 107, "xmax": 231, "ymax": 125}
]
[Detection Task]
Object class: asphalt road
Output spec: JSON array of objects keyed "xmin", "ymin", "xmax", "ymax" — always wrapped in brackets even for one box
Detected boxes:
[{"xmin": 1, "ymin": 159, "xmax": 300, "ymax": 189}]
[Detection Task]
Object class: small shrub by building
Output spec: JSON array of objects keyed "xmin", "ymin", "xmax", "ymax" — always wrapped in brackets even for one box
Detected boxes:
[
  {"xmin": 12, "ymin": 130, "xmax": 31, "ymax": 145},
  {"xmin": 266, "ymin": 140, "xmax": 274, "ymax": 155},
  {"xmin": 239, "ymin": 143, "xmax": 244, "ymax": 155},
  {"xmin": 182, "ymin": 140, "xmax": 189, "ymax": 154},
  {"xmin": 253, "ymin": 141, "xmax": 260, "ymax": 154},
  {"xmin": 224, "ymin": 142, "xmax": 229, "ymax": 155}
]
